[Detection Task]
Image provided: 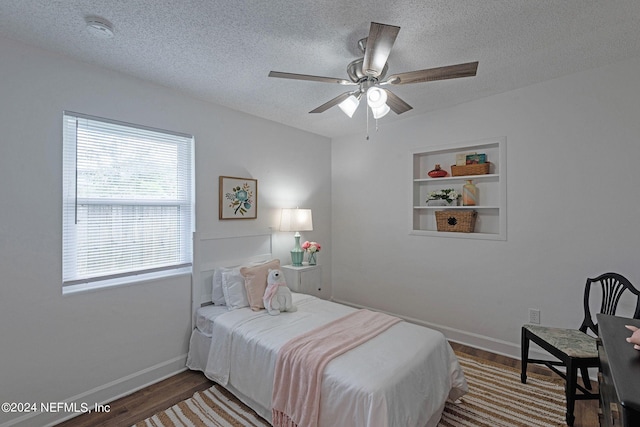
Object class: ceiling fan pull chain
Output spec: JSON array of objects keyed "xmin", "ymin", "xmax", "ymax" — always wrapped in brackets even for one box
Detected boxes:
[{"xmin": 366, "ymin": 105, "xmax": 370, "ymax": 140}]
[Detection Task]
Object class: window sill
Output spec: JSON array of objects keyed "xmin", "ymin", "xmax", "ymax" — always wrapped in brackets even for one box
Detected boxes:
[{"xmin": 62, "ymin": 266, "xmax": 192, "ymax": 296}]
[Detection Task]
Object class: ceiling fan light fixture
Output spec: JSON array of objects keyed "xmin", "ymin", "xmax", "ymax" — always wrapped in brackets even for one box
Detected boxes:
[
  {"xmin": 366, "ymin": 87, "xmax": 387, "ymax": 109},
  {"xmin": 338, "ymin": 94, "xmax": 360, "ymax": 118},
  {"xmin": 371, "ymin": 103, "xmax": 390, "ymax": 119},
  {"xmin": 268, "ymin": 22, "xmax": 477, "ymax": 131}
]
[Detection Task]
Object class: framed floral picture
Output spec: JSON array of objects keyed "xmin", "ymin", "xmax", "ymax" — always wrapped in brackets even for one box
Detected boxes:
[{"xmin": 219, "ymin": 176, "xmax": 258, "ymax": 220}]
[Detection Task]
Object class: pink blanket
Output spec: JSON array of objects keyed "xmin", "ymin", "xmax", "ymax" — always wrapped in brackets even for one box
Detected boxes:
[{"xmin": 271, "ymin": 309, "xmax": 402, "ymax": 427}]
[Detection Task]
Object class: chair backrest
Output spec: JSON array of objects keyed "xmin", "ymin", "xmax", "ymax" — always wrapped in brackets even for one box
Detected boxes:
[{"xmin": 581, "ymin": 272, "xmax": 640, "ymax": 335}]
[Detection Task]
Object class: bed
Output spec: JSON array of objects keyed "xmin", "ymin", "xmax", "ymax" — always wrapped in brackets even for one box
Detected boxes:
[{"xmin": 186, "ymin": 231, "xmax": 468, "ymax": 427}]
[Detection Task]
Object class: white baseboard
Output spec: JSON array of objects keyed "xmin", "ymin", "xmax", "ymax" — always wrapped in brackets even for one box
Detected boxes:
[
  {"xmin": 331, "ymin": 298, "xmax": 550, "ymax": 361},
  {"xmin": 1, "ymin": 354, "xmax": 188, "ymax": 427}
]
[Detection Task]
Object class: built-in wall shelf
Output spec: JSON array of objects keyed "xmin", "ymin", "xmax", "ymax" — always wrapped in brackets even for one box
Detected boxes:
[{"xmin": 410, "ymin": 137, "xmax": 506, "ymax": 240}]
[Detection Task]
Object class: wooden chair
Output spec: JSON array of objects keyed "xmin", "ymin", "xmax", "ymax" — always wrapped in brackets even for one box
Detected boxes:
[{"xmin": 521, "ymin": 272, "xmax": 640, "ymax": 426}]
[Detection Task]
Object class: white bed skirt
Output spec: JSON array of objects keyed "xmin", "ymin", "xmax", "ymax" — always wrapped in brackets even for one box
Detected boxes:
[{"xmin": 187, "ymin": 329, "xmax": 274, "ymax": 422}]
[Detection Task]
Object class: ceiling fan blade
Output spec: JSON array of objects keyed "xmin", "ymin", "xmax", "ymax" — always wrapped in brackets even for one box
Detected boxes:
[
  {"xmin": 362, "ymin": 22, "xmax": 400, "ymax": 78},
  {"xmin": 309, "ymin": 92, "xmax": 353, "ymax": 114},
  {"xmin": 386, "ymin": 61, "xmax": 479, "ymax": 85},
  {"xmin": 269, "ymin": 71, "xmax": 355, "ymax": 85},
  {"xmin": 383, "ymin": 89, "xmax": 413, "ymax": 114}
]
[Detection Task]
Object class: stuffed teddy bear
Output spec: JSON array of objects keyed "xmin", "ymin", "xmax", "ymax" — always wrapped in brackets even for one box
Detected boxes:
[{"xmin": 263, "ymin": 269, "xmax": 296, "ymax": 315}]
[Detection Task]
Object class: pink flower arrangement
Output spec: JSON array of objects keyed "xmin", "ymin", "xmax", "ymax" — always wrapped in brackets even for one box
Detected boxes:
[{"xmin": 301, "ymin": 241, "xmax": 321, "ymax": 253}]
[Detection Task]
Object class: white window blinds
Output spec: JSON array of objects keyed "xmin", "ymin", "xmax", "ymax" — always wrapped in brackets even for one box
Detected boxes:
[{"xmin": 62, "ymin": 112, "xmax": 194, "ymax": 286}]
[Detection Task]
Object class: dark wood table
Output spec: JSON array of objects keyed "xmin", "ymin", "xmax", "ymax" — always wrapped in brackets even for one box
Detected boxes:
[{"xmin": 596, "ymin": 314, "xmax": 640, "ymax": 427}]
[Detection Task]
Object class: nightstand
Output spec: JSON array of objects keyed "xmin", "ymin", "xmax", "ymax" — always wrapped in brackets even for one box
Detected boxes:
[{"xmin": 281, "ymin": 264, "xmax": 323, "ymax": 298}]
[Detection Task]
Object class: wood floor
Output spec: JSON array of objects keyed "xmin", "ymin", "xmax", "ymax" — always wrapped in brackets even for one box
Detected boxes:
[
  {"xmin": 55, "ymin": 342, "xmax": 601, "ymax": 427},
  {"xmin": 53, "ymin": 369, "xmax": 214, "ymax": 427}
]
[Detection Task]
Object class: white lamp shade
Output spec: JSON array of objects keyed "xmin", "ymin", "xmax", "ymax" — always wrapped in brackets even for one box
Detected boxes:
[
  {"xmin": 279, "ymin": 208, "xmax": 313, "ymax": 232},
  {"xmin": 371, "ymin": 103, "xmax": 390, "ymax": 119},
  {"xmin": 338, "ymin": 95, "xmax": 360, "ymax": 118},
  {"xmin": 366, "ymin": 87, "xmax": 388, "ymax": 108}
]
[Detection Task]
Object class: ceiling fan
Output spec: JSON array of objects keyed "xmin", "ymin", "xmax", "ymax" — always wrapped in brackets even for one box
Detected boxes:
[{"xmin": 269, "ymin": 22, "xmax": 478, "ymax": 120}]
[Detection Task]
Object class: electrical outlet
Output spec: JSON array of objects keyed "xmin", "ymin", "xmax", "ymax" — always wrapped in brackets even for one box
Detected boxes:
[{"xmin": 529, "ymin": 309, "xmax": 541, "ymax": 324}]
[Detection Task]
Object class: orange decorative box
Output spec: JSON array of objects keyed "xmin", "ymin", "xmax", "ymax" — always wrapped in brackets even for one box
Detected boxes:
[{"xmin": 450, "ymin": 162, "xmax": 491, "ymax": 176}]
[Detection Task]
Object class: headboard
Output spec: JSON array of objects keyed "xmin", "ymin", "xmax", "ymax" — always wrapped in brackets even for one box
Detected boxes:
[{"xmin": 191, "ymin": 230, "xmax": 273, "ymax": 327}]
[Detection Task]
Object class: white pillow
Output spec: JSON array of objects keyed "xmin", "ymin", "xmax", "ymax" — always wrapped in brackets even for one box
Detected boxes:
[
  {"xmin": 212, "ymin": 268, "xmax": 227, "ymax": 306},
  {"xmin": 212, "ymin": 262, "xmax": 258, "ymax": 306},
  {"xmin": 221, "ymin": 267, "xmax": 249, "ymax": 310}
]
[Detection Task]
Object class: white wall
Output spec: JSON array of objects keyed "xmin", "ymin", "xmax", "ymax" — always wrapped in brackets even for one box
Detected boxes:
[
  {"xmin": 0, "ymin": 37, "xmax": 330, "ymax": 427},
  {"xmin": 331, "ymin": 56, "xmax": 640, "ymax": 356}
]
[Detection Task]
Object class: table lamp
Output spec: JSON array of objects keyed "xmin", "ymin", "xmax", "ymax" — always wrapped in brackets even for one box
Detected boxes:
[{"xmin": 279, "ymin": 208, "xmax": 313, "ymax": 266}]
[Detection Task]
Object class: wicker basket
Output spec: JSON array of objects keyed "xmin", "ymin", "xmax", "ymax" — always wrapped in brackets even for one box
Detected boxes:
[
  {"xmin": 435, "ymin": 210, "xmax": 477, "ymax": 233},
  {"xmin": 450, "ymin": 162, "xmax": 491, "ymax": 176}
]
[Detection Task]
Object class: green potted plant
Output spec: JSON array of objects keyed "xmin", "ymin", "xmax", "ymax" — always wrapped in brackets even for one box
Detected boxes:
[{"xmin": 426, "ymin": 189, "xmax": 459, "ymax": 206}]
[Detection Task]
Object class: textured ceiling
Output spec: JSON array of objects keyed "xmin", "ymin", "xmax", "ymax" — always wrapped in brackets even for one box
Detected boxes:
[{"xmin": 2, "ymin": 1, "xmax": 640, "ymax": 138}]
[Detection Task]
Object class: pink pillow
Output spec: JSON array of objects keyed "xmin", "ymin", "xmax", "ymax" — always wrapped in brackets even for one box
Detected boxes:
[{"xmin": 240, "ymin": 259, "xmax": 280, "ymax": 311}]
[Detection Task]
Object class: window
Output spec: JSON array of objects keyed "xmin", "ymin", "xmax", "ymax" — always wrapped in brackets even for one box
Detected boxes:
[{"xmin": 62, "ymin": 112, "xmax": 194, "ymax": 289}]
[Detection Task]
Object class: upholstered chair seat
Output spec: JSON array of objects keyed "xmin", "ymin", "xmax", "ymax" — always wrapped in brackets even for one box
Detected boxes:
[{"xmin": 522, "ymin": 325, "xmax": 598, "ymax": 358}]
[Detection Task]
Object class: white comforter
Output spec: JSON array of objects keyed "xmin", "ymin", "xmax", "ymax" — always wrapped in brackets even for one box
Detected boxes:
[{"xmin": 194, "ymin": 293, "xmax": 467, "ymax": 427}]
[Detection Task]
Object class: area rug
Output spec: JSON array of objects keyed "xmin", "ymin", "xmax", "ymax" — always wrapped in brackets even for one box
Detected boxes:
[
  {"xmin": 440, "ymin": 353, "xmax": 566, "ymax": 427},
  {"xmin": 133, "ymin": 353, "xmax": 566, "ymax": 427},
  {"xmin": 133, "ymin": 384, "xmax": 269, "ymax": 427}
]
